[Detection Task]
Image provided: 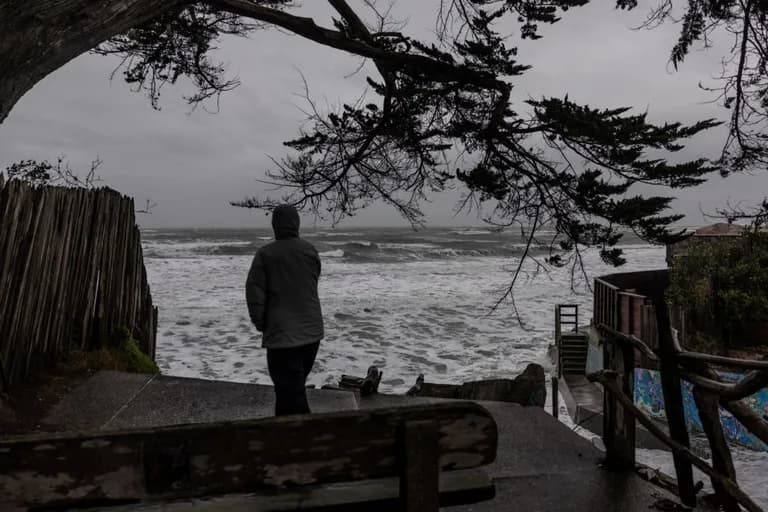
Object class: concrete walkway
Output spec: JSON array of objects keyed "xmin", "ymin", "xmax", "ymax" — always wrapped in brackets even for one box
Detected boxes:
[
  {"xmin": 44, "ymin": 371, "xmax": 358, "ymax": 431},
  {"xmin": 42, "ymin": 371, "xmax": 703, "ymax": 512}
]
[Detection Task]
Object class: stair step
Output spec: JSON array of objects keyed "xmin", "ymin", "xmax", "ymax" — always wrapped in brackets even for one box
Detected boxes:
[{"xmin": 560, "ymin": 344, "xmax": 587, "ymax": 349}]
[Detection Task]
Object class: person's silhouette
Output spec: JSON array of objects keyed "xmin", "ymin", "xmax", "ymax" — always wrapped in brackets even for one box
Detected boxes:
[{"xmin": 246, "ymin": 205, "xmax": 324, "ymax": 416}]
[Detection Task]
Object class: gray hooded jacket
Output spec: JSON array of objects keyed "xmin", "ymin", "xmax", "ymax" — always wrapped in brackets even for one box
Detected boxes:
[{"xmin": 245, "ymin": 205, "xmax": 324, "ymax": 349}]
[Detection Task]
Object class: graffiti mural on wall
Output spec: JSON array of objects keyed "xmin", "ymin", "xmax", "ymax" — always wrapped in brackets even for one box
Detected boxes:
[{"xmin": 635, "ymin": 368, "xmax": 768, "ymax": 452}]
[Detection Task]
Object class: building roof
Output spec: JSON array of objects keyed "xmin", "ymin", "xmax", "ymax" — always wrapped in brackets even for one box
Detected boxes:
[{"xmin": 692, "ymin": 222, "xmax": 745, "ymax": 237}]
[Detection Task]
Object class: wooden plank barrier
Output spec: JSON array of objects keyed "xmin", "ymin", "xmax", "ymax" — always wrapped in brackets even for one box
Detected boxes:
[
  {"xmin": 0, "ymin": 179, "xmax": 157, "ymax": 389},
  {"xmin": 0, "ymin": 402, "xmax": 498, "ymax": 511}
]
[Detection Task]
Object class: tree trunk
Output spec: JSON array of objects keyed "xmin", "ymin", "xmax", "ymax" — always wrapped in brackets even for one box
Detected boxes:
[{"xmin": 0, "ymin": 0, "xmax": 185, "ymax": 124}]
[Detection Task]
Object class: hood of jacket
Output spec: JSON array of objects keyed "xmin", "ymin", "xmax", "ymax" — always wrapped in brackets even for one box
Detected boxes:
[{"xmin": 272, "ymin": 204, "xmax": 300, "ymax": 240}]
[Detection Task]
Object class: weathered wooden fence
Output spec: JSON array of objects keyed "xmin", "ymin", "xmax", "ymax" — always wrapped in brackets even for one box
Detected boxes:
[
  {"xmin": 592, "ymin": 269, "xmax": 768, "ymax": 512},
  {"xmin": 0, "ymin": 177, "xmax": 156, "ymax": 390}
]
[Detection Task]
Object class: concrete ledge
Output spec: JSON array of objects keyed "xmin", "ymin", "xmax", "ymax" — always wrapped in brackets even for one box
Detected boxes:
[
  {"xmin": 44, "ymin": 372, "xmax": 359, "ymax": 431},
  {"xmin": 561, "ymin": 374, "xmax": 669, "ymax": 451},
  {"xmin": 44, "ymin": 371, "xmax": 155, "ymax": 431}
]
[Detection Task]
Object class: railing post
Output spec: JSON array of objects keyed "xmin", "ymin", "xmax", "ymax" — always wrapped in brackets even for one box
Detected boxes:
[
  {"xmin": 602, "ymin": 330, "xmax": 636, "ymax": 468},
  {"xmin": 399, "ymin": 420, "xmax": 439, "ymax": 512},
  {"xmin": 551, "ymin": 376, "xmax": 559, "ymax": 418},
  {"xmin": 574, "ymin": 304, "xmax": 578, "ymax": 331},
  {"xmin": 555, "ymin": 306, "xmax": 562, "ymax": 378},
  {"xmin": 692, "ymin": 386, "xmax": 740, "ymax": 512},
  {"xmin": 653, "ymin": 295, "xmax": 696, "ymax": 507}
]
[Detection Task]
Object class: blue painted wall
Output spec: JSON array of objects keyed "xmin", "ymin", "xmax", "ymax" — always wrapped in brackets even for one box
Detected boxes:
[{"xmin": 635, "ymin": 368, "xmax": 768, "ymax": 451}]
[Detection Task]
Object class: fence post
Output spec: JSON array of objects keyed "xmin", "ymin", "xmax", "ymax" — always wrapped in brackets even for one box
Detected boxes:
[
  {"xmin": 692, "ymin": 386, "xmax": 739, "ymax": 512},
  {"xmin": 652, "ymin": 294, "xmax": 696, "ymax": 507},
  {"xmin": 555, "ymin": 306, "xmax": 562, "ymax": 378},
  {"xmin": 551, "ymin": 376, "xmax": 559, "ymax": 419},
  {"xmin": 602, "ymin": 331, "xmax": 636, "ymax": 468}
]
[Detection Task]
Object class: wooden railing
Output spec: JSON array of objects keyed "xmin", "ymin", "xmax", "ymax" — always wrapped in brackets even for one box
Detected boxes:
[
  {"xmin": 595, "ymin": 273, "xmax": 660, "ymax": 364},
  {"xmin": 593, "ymin": 277, "xmax": 620, "ymax": 331},
  {"xmin": 592, "ymin": 293, "xmax": 768, "ymax": 512}
]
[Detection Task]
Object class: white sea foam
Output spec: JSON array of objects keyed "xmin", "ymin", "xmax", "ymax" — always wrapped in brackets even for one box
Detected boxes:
[
  {"xmin": 309, "ymin": 231, "xmax": 360, "ymax": 237},
  {"xmin": 319, "ymin": 249, "xmax": 345, "ymax": 258},
  {"xmin": 377, "ymin": 243, "xmax": 440, "ymax": 249},
  {"xmin": 450, "ymin": 229, "xmax": 495, "ymax": 235},
  {"xmin": 144, "ymin": 240, "xmax": 252, "ymax": 258},
  {"xmin": 325, "ymin": 240, "xmax": 374, "ymax": 246}
]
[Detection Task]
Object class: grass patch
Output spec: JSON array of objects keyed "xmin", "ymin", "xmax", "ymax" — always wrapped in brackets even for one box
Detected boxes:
[{"xmin": 69, "ymin": 328, "xmax": 159, "ymax": 374}]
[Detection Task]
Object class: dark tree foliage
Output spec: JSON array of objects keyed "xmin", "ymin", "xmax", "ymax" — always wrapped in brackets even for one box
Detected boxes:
[
  {"xmin": 668, "ymin": 229, "xmax": 768, "ymax": 348},
  {"xmin": 4, "ymin": 158, "xmax": 103, "ymax": 188},
  {"xmin": 5, "ymin": 160, "xmax": 55, "ymax": 187},
  {"xmin": 636, "ymin": 0, "xmax": 768, "ymax": 172},
  {"xmin": 95, "ymin": 0, "xmax": 722, "ymax": 295},
  {"xmin": 94, "ymin": 4, "xmax": 260, "ymax": 110}
]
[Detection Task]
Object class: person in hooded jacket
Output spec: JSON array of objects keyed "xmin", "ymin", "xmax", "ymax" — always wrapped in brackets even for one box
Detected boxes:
[{"xmin": 246, "ymin": 205, "xmax": 324, "ymax": 416}]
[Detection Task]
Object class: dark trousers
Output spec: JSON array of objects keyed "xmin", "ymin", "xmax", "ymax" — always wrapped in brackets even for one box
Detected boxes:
[{"xmin": 266, "ymin": 341, "xmax": 319, "ymax": 416}]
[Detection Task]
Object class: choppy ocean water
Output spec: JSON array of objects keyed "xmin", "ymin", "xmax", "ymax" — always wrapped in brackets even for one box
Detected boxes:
[
  {"xmin": 142, "ymin": 227, "xmax": 664, "ymax": 389},
  {"xmin": 142, "ymin": 226, "xmax": 767, "ymax": 506}
]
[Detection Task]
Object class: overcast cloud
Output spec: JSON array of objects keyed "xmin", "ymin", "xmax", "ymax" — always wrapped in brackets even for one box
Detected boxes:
[{"xmin": 1, "ymin": 0, "xmax": 766, "ymax": 229}]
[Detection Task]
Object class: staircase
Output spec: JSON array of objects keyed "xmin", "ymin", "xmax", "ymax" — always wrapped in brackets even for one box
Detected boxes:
[
  {"xmin": 559, "ymin": 333, "xmax": 589, "ymax": 375},
  {"xmin": 555, "ymin": 304, "xmax": 589, "ymax": 376}
]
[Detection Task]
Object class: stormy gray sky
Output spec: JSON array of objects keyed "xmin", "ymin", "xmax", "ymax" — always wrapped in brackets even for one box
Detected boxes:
[{"xmin": 1, "ymin": 0, "xmax": 766, "ymax": 229}]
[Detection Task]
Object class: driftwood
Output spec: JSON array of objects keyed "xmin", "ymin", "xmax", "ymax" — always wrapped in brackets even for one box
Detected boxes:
[
  {"xmin": 0, "ymin": 402, "xmax": 498, "ymax": 511},
  {"xmin": 590, "ymin": 371, "xmax": 763, "ymax": 512},
  {"xmin": 406, "ymin": 374, "xmax": 424, "ymax": 396},
  {"xmin": 338, "ymin": 366, "xmax": 383, "ymax": 396},
  {"xmin": 406, "ymin": 363, "xmax": 546, "ymax": 407}
]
